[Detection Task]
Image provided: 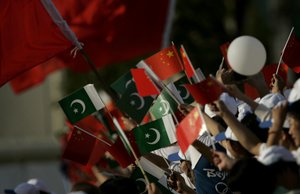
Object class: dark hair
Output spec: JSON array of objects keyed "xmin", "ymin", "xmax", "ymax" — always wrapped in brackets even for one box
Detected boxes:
[
  {"xmin": 241, "ymin": 113, "xmax": 268, "ymax": 142},
  {"xmin": 72, "ymin": 182, "xmax": 101, "ymax": 194},
  {"xmin": 228, "ymin": 158, "xmax": 276, "ymax": 194},
  {"xmin": 98, "ymin": 176, "xmax": 139, "ymax": 194},
  {"xmin": 288, "ymin": 100, "xmax": 300, "ymax": 120}
]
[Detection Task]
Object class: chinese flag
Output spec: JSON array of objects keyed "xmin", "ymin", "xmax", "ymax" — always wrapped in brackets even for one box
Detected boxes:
[
  {"xmin": 107, "ymin": 137, "xmax": 135, "ymax": 168},
  {"xmin": 63, "ymin": 128, "xmax": 97, "ymax": 165},
  {"xmin": 282, "ymin": 31, "xmax": 300, "ymax": 73},
  {"xmin": 180, "ymin": 45, "xmax": 196, "ymax": 78},
  {"xmin": 10, "ymin": 57, "xmax": 65, "ymax": 94},
  {"xmin": 53, "ymin": 0, "xmax": 172, "ymax": 72},
  {"xmin": 144, "ymin": 45, "xmax": 183, "ymax": 80},
  {"xmin": 244, "ymin": 63, "xmax": 289, "ymax": 99},
  {"xmin": 88, "ymin": 136, "xmax": 111, "ymax": 166},
  {"xmin": 76, "ymin": 115, "xmax": 108, "ymax": 136},
  {"xmin": 185, "ymin": 76, "xmax": 225, "ymax": 105},
  {"xmin": 219, "ymin": 42, "xmax": 230, "ymax": 67},
  {"xmin": 131, "ymin": 68, "xmax": 160, "ymax": 97},
  {"xmin": 176, "ymin": 107, "xmax": 204, "ymax": 153},
  {"xmin": 0, "ymin": 0, "xmax": 72, "ymax": 86}
]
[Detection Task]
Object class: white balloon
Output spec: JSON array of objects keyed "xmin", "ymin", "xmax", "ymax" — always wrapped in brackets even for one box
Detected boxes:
[{"xmin": 227, "ymin": 36, "xmax": 266, "ymax": 76}]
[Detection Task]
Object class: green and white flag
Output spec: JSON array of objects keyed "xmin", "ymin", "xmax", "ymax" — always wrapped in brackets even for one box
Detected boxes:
[
  {"xmin": 130, "ymin": 157, "xmax": 177, "ymax": 194},
  {"xmin": 150, "ymin": 88, "xmax": 179, "ymax": 120},
  {"xmin": 116, "ymin": 83, "xmax": 155, "ymax": 123},
  {"xmin": 133, "ymin": 114, "xmax": 176, "ymax": 154},
  {"xmin": 110, "ymin": 71, "xmax": 135, "ymax": 97},
  {"xmin": 174, "ymin": 76, "xmax": 194, "ymax": 104},
  {"xmin": 59, "ymin": 84, "xmax": 105, "ymax": 124}
]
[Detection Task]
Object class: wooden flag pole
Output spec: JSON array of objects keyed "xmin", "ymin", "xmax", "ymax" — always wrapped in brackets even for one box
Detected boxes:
[
  {"xmin": 112, "ymin": 118, "xmax": 150, "ymax": 185},
  {"xmin": 276, "ymin": 27, "xmax": 294, "ymax": 74},
  {"xmin": 74, "ymin": 125, "xmax": 112, "ymax": 147}
]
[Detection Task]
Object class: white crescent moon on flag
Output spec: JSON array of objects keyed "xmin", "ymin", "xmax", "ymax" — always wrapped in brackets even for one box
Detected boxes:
[
  {"xmin": 180, "ymin": 84, "xmax": 190, "ymax": 100},
  {"xmin": 125, "ymin": 79, "xmax": 134, "ymax": 88},
  {"xmin": 146, "ymin": 128, "xmax": 161, "ymax": 145},
  {"xmin": 135, "ymin": 178, "xmax": 147, "ymax": 194},
  {"xmin": 160, "ymin": 99, "xmax": 170, "ymax": 116},
  {"xmin": 130, "ymin": 93, "xmax": 145, "ymax": 110},
  {"xmin": 70, "ymin": 99, "xmax": 86, "ymax": 113}
]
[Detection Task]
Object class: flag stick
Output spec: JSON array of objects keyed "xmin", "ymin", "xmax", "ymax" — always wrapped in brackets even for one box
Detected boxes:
[
  {"xmin": 276, "ymin": 27, "xmax": 294, "ymax": 74},
  {"xmin": 112, "ymin": 118, "xmax": 150, "ymax": 185},
  {"xmin": 197, "ymin": 105, "xmax": 216, "ymax": 150},
  {"xmin": 74, "ymin": 125, "xmax": 112, "ymax": 146},
  {"xmin": 219, "ymin": 57, "xmax": 224, "ymax": 70}
]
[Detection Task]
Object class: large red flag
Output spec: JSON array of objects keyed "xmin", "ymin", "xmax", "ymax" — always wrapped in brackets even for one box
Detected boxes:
[
  {"xmin": 185, "ymin": 76, "xmax": 225, "ymax": 105},
  {"xmin": 10, "ymin": 57, "xmax": 65, "ymax": 93},
  {"xmin": 180, "ymin": 45, "xmax": 196, "ymax": 78},
  {"xmin": 131, "ymin": 68, "xmax": 160, "ymax": 97},
  {"xmin": 144, "ymin": 45, "xmax": 183, "ymax": 80},
  {"xmin": 53, "ymin": 0, "xmax": 173, "ymax": 72},
  {"xmin": 282, "ymin": 31, "xmax": 300, "ymax": 73},
  {"xmin": 176, "ymin": 107, "xmax": 204, "ymax": 153},
  {"xmin": 0, "ymin": 0, "xmax": 72, "ymax": 86}
]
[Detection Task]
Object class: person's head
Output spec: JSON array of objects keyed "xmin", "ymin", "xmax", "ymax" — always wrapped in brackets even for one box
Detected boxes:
[
  {"xmin": 228, "ymin": 158, "xmax": 276, "ymax": 194},
  {"xmin": 71, "ymin": 182, "xmax": 101, "ymax": 194},
  {"xmin": 287, "ymin": 100, "xmax": 300, "ymax": 147},
  {"xmin": 98, "ymin": 176, "xmax": 139, "ymax": 194},
  {"xmin": 258, "ymin": 145, "xmax": 300, "ymax": 190}
]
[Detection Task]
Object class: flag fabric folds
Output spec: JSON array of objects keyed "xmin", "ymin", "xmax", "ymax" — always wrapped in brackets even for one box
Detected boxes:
[
  {"xmin": 59, "ymin": 84, "xmax": 105, "ymax": 124},
  {"xmin": 173, "ymin": 76, "xmax": 195, "ymax": 104},
  {"xmin": 144, "ymin": 45, "xmax": 183, "ymax": 80},
  {"xmin": 180, "ymin": 45, "xmax": 196, "ymax": 78},
  {"xmin": 0, "ymin": 0, "xmax": 72, "ymax": 86},
  {"xmin": 62, "ymin": 128, "xmax": 97, "ymax": 165},
  {"xmin": 116, "ymin": 84, "xmax": 155, "ymax": 123},
  {"xmin": 185, "ymin": 76, "xmax": 225, "ymax": 105},
  {"xmin": 131, "ymin": 68, "xmax": 160, "ymax": 97},
  {"xmin": 149, "ymin": 89, "xmax": 179, "ymax": 120},
  {"xmin": 176, "ymin": 107, "xmax": 204, "ymax": 153},
  {"xmin": 282, "ymin": 29, "xmax": 300, "ymax": 73},
  {"xmin": 133, "ymin": 114, "xmax": 176, "ymax": 155}
]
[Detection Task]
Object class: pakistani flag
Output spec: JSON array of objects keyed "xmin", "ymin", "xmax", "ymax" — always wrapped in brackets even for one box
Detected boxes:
[
  {"xmin": 174, "ymin": 76, "xmax": 194, "ymax": 104},
  {"xmin": 110, "ymin": 71, "xmax": 135, "ymax": 97},
  {"xmin": 130, "ymin": 157, "xmax": 175, "ymax": 194},
  {"xmin": 116, "ymin": 84, "xmax": 155, "ymax": 123},
  {"xmin": 133, "ymin": 114, "xmax": 176, "ymax": 154},
  {"xmin": 150, "ymin": 89, "xmax": 179, "ymax": 120},
  {"xmin": 59, "ymin": 84, "xmax": 105, "ymax": 124}
]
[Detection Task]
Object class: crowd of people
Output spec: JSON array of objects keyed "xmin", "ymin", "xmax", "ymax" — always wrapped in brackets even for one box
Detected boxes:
[{"xmin": 5, "ymin": 66, "xmax": 300, "ymax": 194}]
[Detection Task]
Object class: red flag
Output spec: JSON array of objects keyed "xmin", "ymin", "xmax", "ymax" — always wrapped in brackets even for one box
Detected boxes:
[
  {"xmin": 131, "ymin": 68, "xmax": 160, "ymax": 97},
  {"xmin": 244, "ymin": 63, "xmax": 289, "ymax": 99},
  {"xmin": 53, "ymin": 0, "xmax": 173, "ymax": 72},
  {"xmin": 185, "ymin": 76, "xmax": 225, "ymax": 105},
  {"xmin": 219, "ymin": 42, "xmax": 230, "ymax": 67},
  {"xmin": 76, "ymin": 115, "xmax": 108, "ymax": 136},
  {"xmin": 180, "ymin": 45, "xmax": 196, "ymax": 78},
  {"xmin": 88, "ymin": 136, "xmax": 111, "ymax": 166},
  {"xmin": 282, "ymin": 31, "xmax": 300, "ymax": 73},
  {"xmin": 0, "ymin": 0, "xmax": 72, "ymax": 86},
  {"xmin": 107, "ymin": 137, "xmax": 135, "ymax": 168},
  {"xmin": 144, "ymin": 45, "xmax": 183, "ymax": 80},
  {"xmin": 10, "ymin": 57, "xmax": 65, "ymax": 93},
  {"xmin": 176, "ymin": 107, "xmax": 204, "ymax": 153},
  {"xmin": 62, "ymin": 128, "xmax": 97, "ymax": 165}
]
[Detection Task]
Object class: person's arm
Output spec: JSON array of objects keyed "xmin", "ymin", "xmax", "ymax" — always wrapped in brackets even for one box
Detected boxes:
[
  {"xmin": 214, "ymin": 100, "xmax": 262, "ymax": 155},
  {"xmin": 192, "ymin": 140, "xmax": 213, "ymax": 164},
  {"xmin": 267, "ymin": 101, "xmax": 288, "ymax": 146}
]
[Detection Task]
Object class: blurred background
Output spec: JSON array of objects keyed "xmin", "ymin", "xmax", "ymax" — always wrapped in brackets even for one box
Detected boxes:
[{"xmin": 0, "ymin": 0, "xmax": 299, "ymax": 193}]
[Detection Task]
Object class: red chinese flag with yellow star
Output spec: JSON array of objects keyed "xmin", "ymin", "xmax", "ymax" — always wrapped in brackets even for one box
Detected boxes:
[
  {"xmin": 282, "ymin": 31, "xmax": 300, "ymax": 73},
  {"xmin": 144, "ymin": 45, "xmax": 183, "ymax": 80},
  {"xmin": 176, "ymin": 107, "xmax": 204, "ymax": 153},
  {"xmin": 63, "ymin": 128, "xmax": 97, "ymax": 165},
  {"xmin": 180, "ymin": 45, "xmax": 196, "ymax": 78},
  {"xmin": 185, "ymin": 76, "xmax": 225, "ymax": 105},
  {"xmin": 131, "ymin": 68, "xmax": 160, "ymax": 97}
]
